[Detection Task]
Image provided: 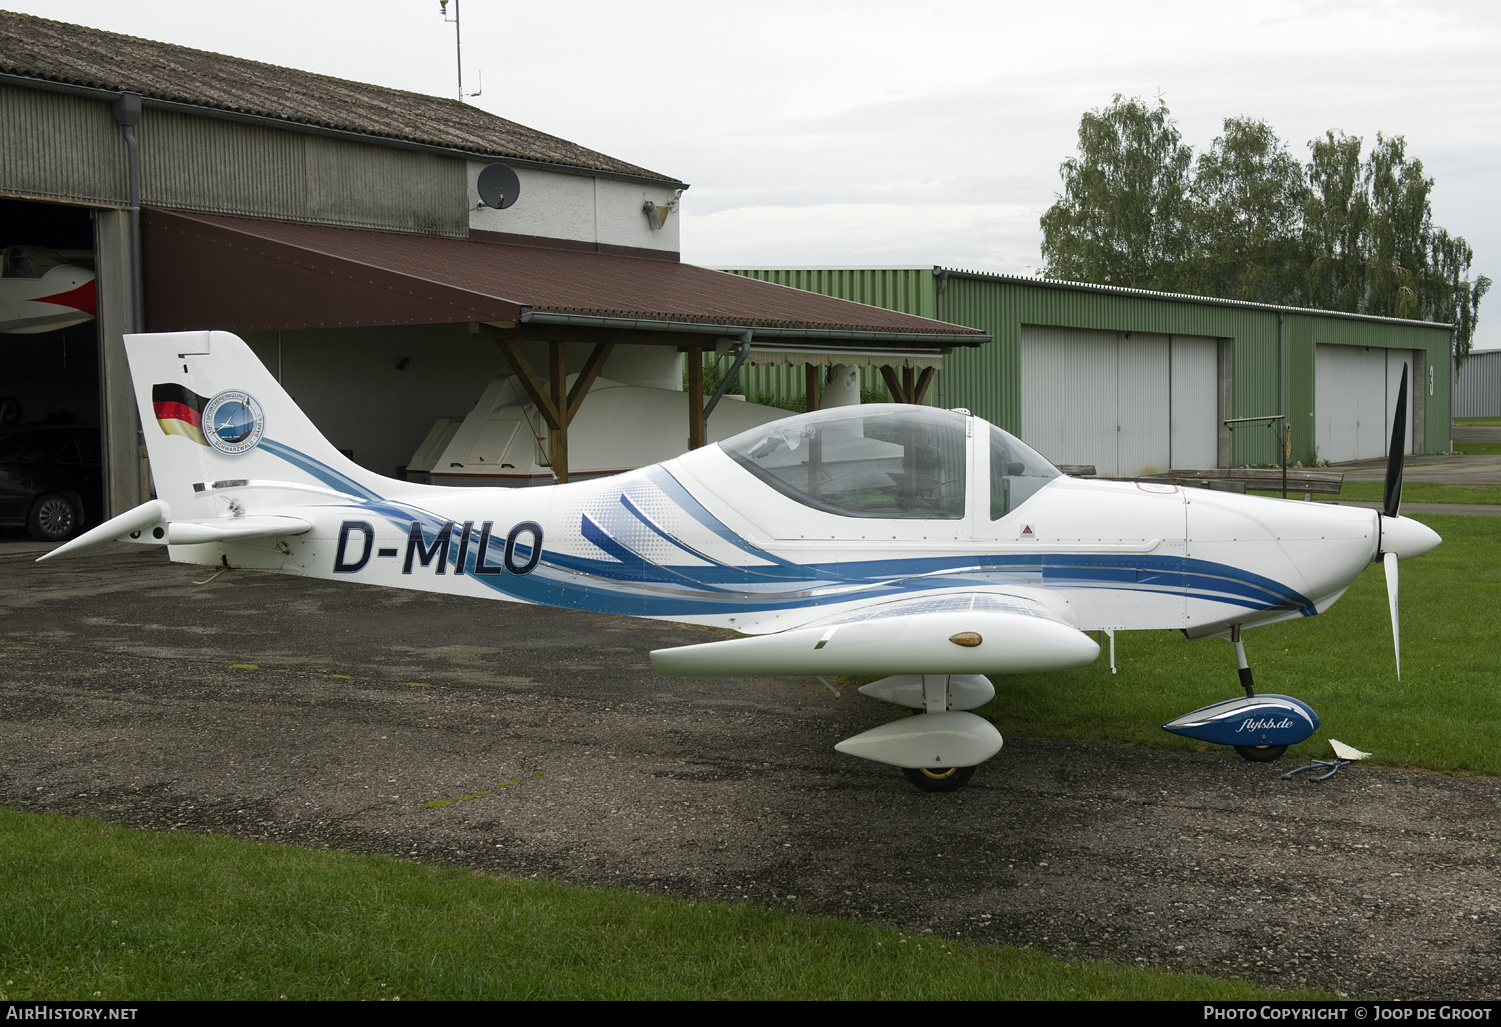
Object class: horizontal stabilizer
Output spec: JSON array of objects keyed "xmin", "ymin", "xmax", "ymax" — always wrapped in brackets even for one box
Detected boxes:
[
  {"xmin": 650, "ymin": 609, "xmax": 1098, "ymax": 677},
  {"xmin": 160, "ymin": 515, "xmax": 313, "ymax": 545},
  {"xmin": 37, "ymin": 499, "xmax": 170, "ymax": 561},
  {"xmin": 38, "ymin": 498, "xmax": 311, "ymax": 562},
  {"xmin": 835, "ymin": 711, "xmax": 1003, "ymax": 769}
]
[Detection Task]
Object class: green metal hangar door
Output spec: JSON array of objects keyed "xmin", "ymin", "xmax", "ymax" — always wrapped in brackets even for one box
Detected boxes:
[
  {"xmin": 725, "ymin": 267, "xmax": 1454, "ymax": 472},
  {"xmin": 0, "ymin": 13, "xmax": 986, "ymax": 526}
]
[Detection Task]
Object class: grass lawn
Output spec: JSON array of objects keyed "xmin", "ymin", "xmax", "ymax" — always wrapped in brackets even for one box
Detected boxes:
[
  {"xmin": 1454, "ymin": 417, "xmax": 1501, "ymax": 426},
  {"xmin": 0, "ymin": 807, "xmax": 1297, "ymax": 1002},
  {"xmin": 980, "ymin": 513, "xmax": 1500, "ymax": 775},
  {"xmin": 1454, "ymin": 440, "xmax": 1501, "ymax": 455}
]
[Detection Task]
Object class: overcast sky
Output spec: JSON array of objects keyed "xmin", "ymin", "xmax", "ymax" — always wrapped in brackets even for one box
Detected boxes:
[{"xmin": 12, "ymin": 1, "xmax": 1500, "ymax": 349}]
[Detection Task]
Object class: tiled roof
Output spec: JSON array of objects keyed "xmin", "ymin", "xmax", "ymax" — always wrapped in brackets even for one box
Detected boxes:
[{"xmin": 0, "ymin": 10, "xmax": 682, "ymax": 183}]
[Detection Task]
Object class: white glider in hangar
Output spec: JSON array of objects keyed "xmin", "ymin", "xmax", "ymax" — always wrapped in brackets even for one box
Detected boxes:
[{"xmin": 43, "ymin": 331, "xmax": 1441, "ymax": 790}]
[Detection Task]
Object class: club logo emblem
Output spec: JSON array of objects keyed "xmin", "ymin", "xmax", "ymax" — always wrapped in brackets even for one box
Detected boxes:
[{"xmin": 202, "ymin": 390, "xmax": 265, "ymax": 455}]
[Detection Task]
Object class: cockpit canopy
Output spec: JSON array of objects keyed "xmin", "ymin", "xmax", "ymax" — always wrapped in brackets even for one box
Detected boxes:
[{"xmin": 721, "ymin": 406, "xmax": 1059, "ymax": 520}]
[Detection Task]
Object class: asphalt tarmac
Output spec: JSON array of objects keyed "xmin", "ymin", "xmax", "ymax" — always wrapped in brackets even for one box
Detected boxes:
[{"xmin": 3, "ymin": 544, "xmax": 1498, "ymax": 999}]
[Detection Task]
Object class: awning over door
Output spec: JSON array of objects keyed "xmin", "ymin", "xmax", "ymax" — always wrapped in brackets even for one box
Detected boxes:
[
  {"xmin": 141, "ymin": 208, "xmax": 987, "ymax": 345},
  {"xmin": 141, "ymin": 208, "xmax": 988, "ymax": 482}
]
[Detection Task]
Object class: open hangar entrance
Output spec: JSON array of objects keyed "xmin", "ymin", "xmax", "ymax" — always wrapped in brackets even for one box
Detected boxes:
[
  {"xmin": 0, "ymin": 196, "xmax": 108, "ymax": 537},
  {"xmin": 0, "ymin": 198, "xmax": 100, "ymax": 430}
]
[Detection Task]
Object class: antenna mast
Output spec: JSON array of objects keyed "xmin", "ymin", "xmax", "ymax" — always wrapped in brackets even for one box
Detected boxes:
[{"xmin": 438, "ymin": 0, "xmax": 480, "ymax": 101}]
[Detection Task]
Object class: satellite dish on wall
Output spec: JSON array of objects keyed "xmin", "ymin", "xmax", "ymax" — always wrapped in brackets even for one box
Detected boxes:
[{"xmin": 477, "ymin": 163, "xmax": 521, "ymax": 210}]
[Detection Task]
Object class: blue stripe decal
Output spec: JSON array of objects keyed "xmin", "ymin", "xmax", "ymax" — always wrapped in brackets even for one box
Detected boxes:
[
  {"xmin": 258, "ymin": 437, "xmax": 1313, "ymax": 620},
  {"xmin": 261, "ymin": 438, "xmax": 383, "ymax": 501}
]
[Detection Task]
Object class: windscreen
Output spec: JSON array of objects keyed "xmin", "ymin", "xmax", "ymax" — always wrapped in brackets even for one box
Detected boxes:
[{"xmin": 723, "ymin": 406, "xmax": 968, "ymax": 519}]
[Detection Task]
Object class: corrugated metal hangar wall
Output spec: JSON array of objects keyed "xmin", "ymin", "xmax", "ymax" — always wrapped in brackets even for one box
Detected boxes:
[
  {"xmin": 1455, "ymin": 350, "xmax": 1501, "ymax": 417},
  {"xmin": 725, "ymin": 267, "xmax": 1454, "ymax": 475}
]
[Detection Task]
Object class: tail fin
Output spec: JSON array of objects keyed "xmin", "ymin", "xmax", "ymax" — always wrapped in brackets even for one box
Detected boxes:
[{"xmin": 127, "ymin": 330, "xmax": 398, "ymax": 511}]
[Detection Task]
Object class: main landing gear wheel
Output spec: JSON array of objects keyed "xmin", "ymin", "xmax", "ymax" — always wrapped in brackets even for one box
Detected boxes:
[
  {"xmin": 1235, "ymin": 744, "xmax": 1288, "ymax": 763},
  {"xmin": 902, "ymin": 766, "xmax": 976, "ymax": 792}
]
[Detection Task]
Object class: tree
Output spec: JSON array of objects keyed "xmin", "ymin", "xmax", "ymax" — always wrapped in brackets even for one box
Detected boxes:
[
  {"xmin": 1424, "ymin": 228, "xmax": 1490, "ymax": 361},
  {"xmin": 1364, "ymin": 133, "xmax": 1431, "ymax": 321},
  {"xmin": 1185, "ymin": 117, "xmax": 1307, "ymax": 304},
  {"xmin": 1039, "ymin": 101, "xmax": 1491, "ymax": 362},
  {"xmin": 1303, "ymin": 133, "xmax": 1490, "ymax": 360},
  {"xmin": 1039, "ymin": 95, "xmax": 1193, "ymax": 290},
  {"xmin": 1303, "ymin": 130, "xmax": 1369, "ymax": 312}
]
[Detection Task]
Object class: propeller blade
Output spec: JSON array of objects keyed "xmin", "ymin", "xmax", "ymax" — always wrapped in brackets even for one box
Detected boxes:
[
  {"xmin": 1384, "ymin": 550, "xmax": 1401, "ymax": 679},
  {"xmin": 1383, "ymin": 363, "xmax": 1409, "ymax": 518}
]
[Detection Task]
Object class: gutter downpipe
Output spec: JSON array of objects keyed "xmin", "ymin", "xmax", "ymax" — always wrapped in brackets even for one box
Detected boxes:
[
  {"xmin": 935, "ymin": 268, "xmax": 949, "ymax": 408},
  {"xmin": 1278, "ymin": 312, "xmax": 1287, "ymax": 497},
  {"xmin": 704, "ymin": 330, "xmax": 752, "ymax": 422},
  {"xmin": 111, "ymin": 92, "xmax": 144, "ymax": 333}
]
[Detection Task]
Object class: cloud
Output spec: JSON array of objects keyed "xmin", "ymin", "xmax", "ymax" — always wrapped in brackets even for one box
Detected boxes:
[{"xmin": 685, "ymin": 201, "xmax": 1045, "ymax": 273}]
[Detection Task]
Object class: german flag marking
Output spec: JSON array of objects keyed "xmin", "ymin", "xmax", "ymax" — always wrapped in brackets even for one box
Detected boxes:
[{"xmin": 152, "ymin": 383, "xmax": 210, "ymax": 446}]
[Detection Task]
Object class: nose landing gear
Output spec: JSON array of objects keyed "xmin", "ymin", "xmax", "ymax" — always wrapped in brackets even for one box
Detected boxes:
[{"xmin": 1162, "ymin": 625, "xmax": 1319, "ymax": 761}]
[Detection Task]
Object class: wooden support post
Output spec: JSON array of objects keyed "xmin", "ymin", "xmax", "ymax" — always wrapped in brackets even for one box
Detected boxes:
[
  {"xmin": 548, "ymin": 342, "xmax": 568, "ymax": 483},
  {"xmin": 879, "ymin": 364, "xmax": 906, "ymax": 404},
  {"xmin": 566, "ymin": 342, "xmax": 614, "ymax": 423},
  {"xmin": 490, "ymin": 337, "xmax": 614, "ymax": 485},
  {"xmin": 805, "ymin": 363, "xmax": 821, "ymax": 412},
  {"xmin": 495, "ymin": 337, "xmax": 562, "ymax": 432},
  {"xmin": 686, "ymin": 345, "xmax": 706, "ymax": 450},
  {"xmin": 902, "ymin": 365, "xmax": 915, "ymax": 404},
  {"xmin": 911, "ymin": 366, "xmax": 935, "ymax": 405}
]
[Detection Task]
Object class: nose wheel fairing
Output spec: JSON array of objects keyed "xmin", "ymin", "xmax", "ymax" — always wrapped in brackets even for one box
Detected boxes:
[{"xmin": 1161, "ymin": 693, "xmax": 1320, "ymax": 750}]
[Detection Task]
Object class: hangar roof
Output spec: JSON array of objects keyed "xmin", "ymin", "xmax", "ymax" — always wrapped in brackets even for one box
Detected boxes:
[
  {"xmin": 0, "ymin": 10, "xmax": 682, "ymax": 186},
  {"xmin": 143, "ymin": 208, "xmax": 989, "ymax": 348},
  {"xmin": 936, "ymin": 266, "xmax": 1454, "ymax": 329}
]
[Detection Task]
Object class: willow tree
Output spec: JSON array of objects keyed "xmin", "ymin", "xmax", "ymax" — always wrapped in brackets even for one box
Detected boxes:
[
  {"xmin": 1039, "ymin": 95, "xmax": 1193, "ymax": 291},
  {"xmin": 1184, "ymin": 117, "xmax": 1307, "ymax": 304}
]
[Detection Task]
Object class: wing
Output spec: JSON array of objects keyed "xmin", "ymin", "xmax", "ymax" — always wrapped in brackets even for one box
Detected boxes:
[{"xmin": 650, "ymin": 590, "xmax": 1100, "ymax": 677}]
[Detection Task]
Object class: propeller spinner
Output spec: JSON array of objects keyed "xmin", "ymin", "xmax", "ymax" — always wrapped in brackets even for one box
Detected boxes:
[{"xmin": 1375, "ymin": 363, "xmax": 1442, "ymax": 677}]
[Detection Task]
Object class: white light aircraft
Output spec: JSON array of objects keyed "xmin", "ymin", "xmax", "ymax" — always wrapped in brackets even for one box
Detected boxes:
[{"xmin": 42, "ymin": 331, "xmax": 1442, "ymax": 790}]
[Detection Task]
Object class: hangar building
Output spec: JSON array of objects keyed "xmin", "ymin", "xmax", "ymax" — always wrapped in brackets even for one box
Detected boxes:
[
  {"xmin": 725, "ymin": 267, "xmax": 1455, "ymax": 475},
  {"xmin": 0, "ymin": 12, "xmax": 983, "ymax": 528}
]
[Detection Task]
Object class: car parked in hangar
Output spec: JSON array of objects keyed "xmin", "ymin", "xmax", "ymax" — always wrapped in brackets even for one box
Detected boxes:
[{"xmin": 0, "ymin": 424, "xmax": 103, "ymax": 541}]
